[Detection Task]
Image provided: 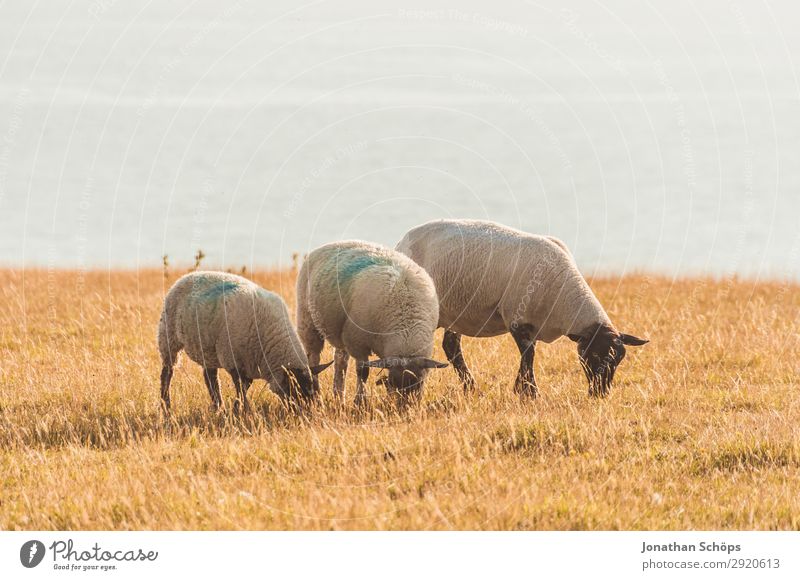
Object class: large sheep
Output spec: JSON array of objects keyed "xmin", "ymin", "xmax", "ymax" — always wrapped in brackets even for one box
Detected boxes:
[
  {"xmin": 158, "ymin": 271, "xmax": 331, "ymax": 413},
  {"xmin": 396, "ymin": 219, "xmax": 648, "ymax": 397},
  {"xmin": 296, "ymin": 240, "xmax": 448, "ymax": 405}
]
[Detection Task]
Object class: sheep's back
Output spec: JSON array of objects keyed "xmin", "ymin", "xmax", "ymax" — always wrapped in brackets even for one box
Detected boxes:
[
  {"xmin": 302, "ymin": 240, "xmax": 439, "ymax": 351},
  {"xmin": 217, "ymin": 287, "xmax": 308, "ymax": 376},
  {"xmin": 397, "ymin": 219, "xmax": 578, "ymax": 334},
  {"xmin": 167, "ymin": 272, "xmax": 251, "ymax": 365}
]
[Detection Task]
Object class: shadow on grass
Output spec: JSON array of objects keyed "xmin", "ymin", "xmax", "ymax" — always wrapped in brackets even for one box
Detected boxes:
[
  {"xmin": 0, "ymin": 391, "xmax": 457, "ymax": 450},
  {"xmin": 0, "ymin": 400, "xmax": 303, "ymax": 450},
  {"xmin": 690, "ymin": 440, "xmax": 800, "ymax": 474},
  {"xmin": 486, "ymin": 421, "xmax": 587, "ymax": 456}
]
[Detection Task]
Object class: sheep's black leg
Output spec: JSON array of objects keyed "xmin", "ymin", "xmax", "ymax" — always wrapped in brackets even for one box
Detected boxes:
[
  {"xmin": 160, "ymin": 365, "xmax": 174, "ymax": 415},
  {"xmin": 203, "ymin": 367, "xmax": 223, "ymax": 410},
  {"xmin": 442, "ymin": 330, "xmax": 475, "ymax": 392},
  {"xmin": 308, "ymin": 342, "xmax": 323, "ymax": 395},
  {"xmin": 229, "ymin": 369, "xmax": 252, "ymax": 414},
  {"xmin": 299, "ymin": 319, "xmax": 325, "ymax": 395},
  {"xmin": 510, "ymin": 324, "xmax": 538, "ymax": 398},
  {"xmin": 333, "ymin": 348, "xmax": 349, "ymax": 401},
  {"xmin": 354, "ymin": 361, "xmax": 369, "ymax": 407}
]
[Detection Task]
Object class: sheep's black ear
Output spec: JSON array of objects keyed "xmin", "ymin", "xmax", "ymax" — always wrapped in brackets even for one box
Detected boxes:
[
  {"xmin": 620, "ymin": 333, "xmax": 648, "ymax": 346},
  {"xmin": 309, "ymin": 361, "xmax": 333, "ymax": 375},
  {"xmin": 415, "ymin": 358, "xmax": 449, "ymax": 369},
  {"xmin": 567, "ymin": 334, "xmax": 584, "ymax": 343}
]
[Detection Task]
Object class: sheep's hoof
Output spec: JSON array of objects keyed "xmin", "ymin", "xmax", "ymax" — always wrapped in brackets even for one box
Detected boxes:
[
  {"xmin": 233, "ymin": 396, "xmax": 255, "ymax": 414},
  {"xmin": 514, "ymin": 380, "xmax": 539, "ymax": 398},
  {"xmin": 161, "ymin": 416, "xmax": 174, "ymax": 436},
  {"xmin": 461, "ymin": 375, "xmax": 477, "ymax": 393}
]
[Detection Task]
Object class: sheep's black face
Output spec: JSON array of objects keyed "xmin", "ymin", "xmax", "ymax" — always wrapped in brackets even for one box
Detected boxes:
[
  {"xmin": 385, "ymin": 365, "xmax": 429, "ymax": 398},
  {"xmin": 569, "ymin": 324, "xmax": 648, "ymax": 397},
  {"xmin": 280, "ymin": 361, "xmax": 333, "ymax": 403},
  {"xmin": 283, "ymin": 368, "xmax": 317, "ymax": 400},
  {"xmin": 581, "ymin": 333, "xmax": 625, "ymax": 397},
  {"xmin": 367, "ymin": 356, "xmax": 449, "ymax": 401}
]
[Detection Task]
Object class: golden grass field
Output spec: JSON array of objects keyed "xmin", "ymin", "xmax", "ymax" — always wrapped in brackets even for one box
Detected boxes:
[{"xmin": 1, "ymin": 267, "xmax": 798, "ymax": 530}]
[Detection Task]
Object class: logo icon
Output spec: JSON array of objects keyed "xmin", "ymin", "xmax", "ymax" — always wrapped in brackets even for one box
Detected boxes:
[{"xmin": 20, "ymin": 540, "xmax": 46, "ymax": 568}]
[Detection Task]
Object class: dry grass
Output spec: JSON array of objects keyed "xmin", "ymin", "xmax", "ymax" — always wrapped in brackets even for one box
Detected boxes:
[{"xmin": 1, "ymin": 267, "xmax": 799, "ymax": 530}]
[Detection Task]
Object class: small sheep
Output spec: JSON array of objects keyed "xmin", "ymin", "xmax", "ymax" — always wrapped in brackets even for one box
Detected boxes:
[
  {"xmin": 158, "ymin": 271, "xmax": 331, "ymax": 413},
  {"xmin": 296, "ymin": 240, "xmax": 448, "ymax": 405},
  {"xmin": 396, "ymin": 219, "xmax": 648, "ymax": 397}
]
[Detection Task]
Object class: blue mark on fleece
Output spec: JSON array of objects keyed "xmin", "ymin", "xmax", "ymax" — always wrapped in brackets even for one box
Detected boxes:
[
  {"xmin": 198, "ymin": 279, "xmax": 241, "ymax": 301},
  {"xmin": 335, "ymin": 254, "xmax": 390, "ymax": 284}
]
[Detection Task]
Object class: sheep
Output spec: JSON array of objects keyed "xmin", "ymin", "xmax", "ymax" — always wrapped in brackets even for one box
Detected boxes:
[
  {"xmin": 296, "ymin": 240, "xmax": 448, "ymax": 405},
  {"xmin": 158, "ymin": 271, "xmax": 331, "ymax": 414},
  {"xmin": 396, "ymin": 219, "xmax": 648, "ymax": 397}
]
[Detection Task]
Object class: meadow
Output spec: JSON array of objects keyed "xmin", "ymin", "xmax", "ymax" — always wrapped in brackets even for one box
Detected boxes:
[{"xmin": 0, "ymin": 266, "xmax": 798, "ymax": 530}]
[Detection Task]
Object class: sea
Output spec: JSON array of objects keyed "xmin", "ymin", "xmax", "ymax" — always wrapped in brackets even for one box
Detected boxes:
[{"xmin": 1, "ymin": 0, "xmax": 798, "ymax": 278}]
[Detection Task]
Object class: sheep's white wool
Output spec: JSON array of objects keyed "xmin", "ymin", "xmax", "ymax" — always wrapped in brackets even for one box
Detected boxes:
[
  {"xmin": 396, "ymin": 219, "xmax": 610, "ymax": 342},
  {"xmin": 158, "ymin": 271, "xmax": 309, "ymax": 379},
  {"xmin": 296, "ymin": 240, "xmax": 439, "ymax": 360}
]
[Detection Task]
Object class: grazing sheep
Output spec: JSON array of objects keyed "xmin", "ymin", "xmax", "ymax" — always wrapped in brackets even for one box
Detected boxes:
[
  {"xmin": 296, "ymin": 240, "xmax": 448, "ymax": 405},
  {"xmin": 158, "ymin": 271, "xmax": 331, "ymax": 413},
  {"xmin": 396, "ymin": 219, "xmax": 648, "ymax": 397}
]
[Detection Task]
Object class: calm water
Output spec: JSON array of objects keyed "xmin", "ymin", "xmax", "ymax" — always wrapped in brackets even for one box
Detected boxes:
[{"xmin": 1, "ymin": 0, "xmax": 799, "ymax": 278}]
